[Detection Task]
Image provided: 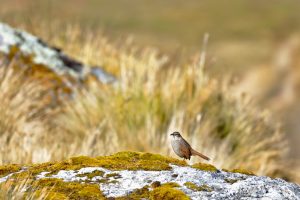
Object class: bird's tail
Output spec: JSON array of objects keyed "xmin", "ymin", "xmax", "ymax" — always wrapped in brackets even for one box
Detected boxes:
[{"xmin": 191, "ymin": 149, "xmax": 210, "ymax": 161}]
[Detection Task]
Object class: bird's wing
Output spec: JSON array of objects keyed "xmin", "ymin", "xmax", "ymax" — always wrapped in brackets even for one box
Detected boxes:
[
  {"xmin": 179, "ymin": 139, "xmax": 192, "ymax": 159},
  {"xmin": 182, "ymin": 137, "xmax": 192, "ymax": 148}
]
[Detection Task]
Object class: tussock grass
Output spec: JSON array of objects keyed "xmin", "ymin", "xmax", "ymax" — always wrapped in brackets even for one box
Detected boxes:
[
  {"xmin": 0, "ymin": 59, "xmax": 57, "ymax": 164},
  {"xmin": 55, "ymin": 34, "xmax": 287, "ymax": 176},
  {"xmin": 0, "ymin": 178, "xmax": 48, "ymax": 200},
  {"xmin": 0, "ymin": 24, "xmax": 291, "ymax": 181}
]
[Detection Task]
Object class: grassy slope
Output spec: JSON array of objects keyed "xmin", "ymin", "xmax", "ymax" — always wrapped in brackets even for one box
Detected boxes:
[
  {"xmin": 0, "ymin": 0, "xmax": 299, "ymax": 184},
  {"xmin": 1, "ymin": 0, "xmax": 300, "ymax": 73}
]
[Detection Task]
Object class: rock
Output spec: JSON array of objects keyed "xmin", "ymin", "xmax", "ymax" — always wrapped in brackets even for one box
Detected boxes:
[
  {"xmin": 0, "ymin": 152, "xmax": 299, "ymax": 199},
  {"xmin": 0, "ymin": 22, "xmax": 116, "ymax": 84}
]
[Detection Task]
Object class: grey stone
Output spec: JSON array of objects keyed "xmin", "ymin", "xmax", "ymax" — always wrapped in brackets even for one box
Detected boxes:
[
  {"xmin": 1, "ymin": 165, "xmax": 299, "ymax": 199},
  {"xmin": 0, "ymin": 22, "xmax": 116, "ymax": 84}
]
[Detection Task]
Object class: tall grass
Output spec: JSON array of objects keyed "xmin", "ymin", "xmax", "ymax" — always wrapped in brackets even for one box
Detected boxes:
[
  {"xmin": 0, "ymin": 58, "xmax": 57, "ymax": 164},
  {"xmin": 0, "ymin": 178, "xmax": 48, "ymax": 200},
  {"xmin": 54, "ymin": 31, "xmax": 288, "ymax": 177},
  {"xmin": 0, "ymin": 24, "xmax": 292, "ymax": 182}
]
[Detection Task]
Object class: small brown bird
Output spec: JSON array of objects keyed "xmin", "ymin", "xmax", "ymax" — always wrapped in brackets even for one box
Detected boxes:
[{"xmin": 170, "ymin": 131, "xmax": 210, "ymax": 161}]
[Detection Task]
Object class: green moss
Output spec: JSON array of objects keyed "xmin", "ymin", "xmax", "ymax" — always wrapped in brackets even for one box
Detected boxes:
[
  {"xmin": 184, "ymin": 182, "xmax": 200, "ymax": 191},
  {"xmin": 161, "ymin": 182, "xmax": 180, "ymax": 188},
  {"xmin": 96, "ymin": 151, "xmax": 187, "ymax": 171},
  {"xmin": 10, "ymin": 151, "xmax": 183, "ymax": 181},
  {"xmin": 151, "ymin": 181, "xmax": 161, "ymax": 188},
  {"xmin": 223, "ymin": 168, "xmax": 255, "ymax": 176},
  {"xmin": 117, "ymin": 182, "xmax": 189, "ymax": 200},
  {"xmin": 192, "ymin": 162, "xmax": 218, "ymax": 172},
  {"xmin": 116, "ymin": 185, "xmax": 151, "ymax": 200},
  {"xmin": 224, "ymin": 178, "xmax": 238, "ymax": 184},
  {"xmin": 76, "ymin": 170, "xmax": 105, "ymax": 179},
  {"xmin": 0, "ymin": 152, "xmax": 190, "ymax": 199},
  {"xmin": 105, "ymin": 172, "xmax": 121, "ymax": 179},
  {"xmin": 184, "ymin": 182, "xmax": 212, "ymax": 192},
  {"xmin": 32, "ymin": 178, "xmax": 105, "ymax": 200},
  {"xmin": 150, "ymin": 184, "xmax": 190, "ymax": 200},
  {"xmin": 0, "ymin": 164, "xmax": 22, "ymax": 178},
  {"xmin": 75, "ymin": 171, "xmax": 121, "ymax": 184}
]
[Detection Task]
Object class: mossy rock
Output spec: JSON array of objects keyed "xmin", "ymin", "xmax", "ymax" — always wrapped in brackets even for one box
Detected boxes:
[
  {"xmin": 76, "ymin": 170, "xmax": 105, "ymax": 179},
  {"xmin": 150, "ymin": 184, "xmax": 190, "ymax": 200},
  {"xmin": 32, "ymin": 178, "xmax": 105, "ymax": 200},
  {"xmin": 184, "ymin": 182, "xmax": 213, "ymax": 192},
  {"xmin": 224, "ymin": 178, "xmax": 238, "ymax": 184},
  {"xmin": 192, "ymin": 162, "xmax": 218, "ymax": 172},
  {"xmin": 117, "ymin": 182, "xmax": 189, "ymax": 200},
  {"xmin": 11, "ymin": 151, "xmax": 187, "ymax": 181},
  {"xmin": 223, "ymin": 168, "xmax": 255, "ymax": 176},
  {"xmin": 0, "ymin": 164, "xmax": 22, "ymax": 178}
]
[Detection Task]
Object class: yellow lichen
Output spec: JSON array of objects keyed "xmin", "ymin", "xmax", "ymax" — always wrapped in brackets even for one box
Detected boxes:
[
  {"xmin": 224, "ymin": 178, "xmax": 238, "ymax": 184},
  {"xmin": 105, "ymin": 172, "xmax": 121, "ymax": 179},
  {"xmin": 117, "ymin": 182, "xmax": 189, "ymax": 200},
  {"xmin": 96, "ymin": 151, "xmax": 187, "ymax": 171},
  {"xmin": 151, "ymin": 181, "xmax": 161, "ymax": 188},
  {"xmin": 1, "ymin": 152, "xmax": 190, "ymax": 199},
  {"xmin": 150, "ymin": 184, "xmax": 190, "ymax": 200},
  {"xmin": 19, "ymin": 151, "xmax": 186, "ymax": 177},
  {"xmin": 184, "ymin": 182, "xmax": 213, "ymax": 192},
  {"xmin": 192, "ymin": 162, "xmax": 218, "ymax": 172},
  {"xmin": 223, "ymin": 168, "xmax": 255, "ymax": 176},
  {"xmin": 161, "ymin": 182, "xmax": 180, "ymax": 188},
  {"xmin": 76, "ymin": 170, "xmax": 105, "ymax": 179},
  {"xmin": 32, "ymin": 178, "xmax": 105, "ymax": 200},
  {"xmin": 0, "ymin": 164, "xmax": 22, "ymax": 178}
]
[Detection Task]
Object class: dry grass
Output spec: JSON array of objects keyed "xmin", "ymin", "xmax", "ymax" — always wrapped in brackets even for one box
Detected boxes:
[
  {"xmin": 0, "ymin": 24, "xmax": 294, "ymax": 183},
  {"xmin": 54, "ymin": 31, "xmax": 288, "ymax": 177},
  {"xmin": 0, "ymin": 59, "xmax": 56, "ymax": 164},
  {"xmin": 0, "ymin": 178, "xmax": 48, "ymax": 200}
]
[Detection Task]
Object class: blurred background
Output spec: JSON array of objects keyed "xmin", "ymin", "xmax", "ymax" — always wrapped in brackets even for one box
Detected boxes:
[{"xmin": 0, "ymin": 0, "xmax": 299, "ymax": 182}]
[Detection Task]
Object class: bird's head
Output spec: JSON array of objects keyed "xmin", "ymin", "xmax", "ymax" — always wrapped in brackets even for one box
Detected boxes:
[{"xmin": 170, "ymin": 131, "xmax": 182, "ymax": 139}]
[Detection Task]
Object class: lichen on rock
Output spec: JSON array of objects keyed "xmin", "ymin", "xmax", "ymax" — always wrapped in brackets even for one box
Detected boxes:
[
  {"xmin": 0, "ymin": 151, "xmax": 299, "ymax": 200},
  {"xmin": 0, "ymin": 22, "xmax": 116, "ymax": 84}
]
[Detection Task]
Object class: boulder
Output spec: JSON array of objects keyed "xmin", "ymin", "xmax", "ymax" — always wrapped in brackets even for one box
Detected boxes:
[
  {"xmin": 0, "ymin": 22, "xmax": 116, "ymax": 84},
  {"xmin": 0, "ymin": 152, "xmax": 299, "ymax": 199}
]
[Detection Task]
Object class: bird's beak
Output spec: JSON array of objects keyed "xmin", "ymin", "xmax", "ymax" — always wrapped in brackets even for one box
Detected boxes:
[{"xmin": 170, "ymin": 133, "xmax": 174, "ymax": 136}]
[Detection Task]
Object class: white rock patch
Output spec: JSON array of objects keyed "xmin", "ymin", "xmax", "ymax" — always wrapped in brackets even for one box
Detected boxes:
[
  {"xmin": 1, "ymin": 165, "xmax": 299, "ymax": 199},
  {"xmin": 0, "ymin": 22, "xmax": 116, "ymax": 84},
  {"xmin": 32, "ymin": 165, "xmax": 300, "ymax": 200}
]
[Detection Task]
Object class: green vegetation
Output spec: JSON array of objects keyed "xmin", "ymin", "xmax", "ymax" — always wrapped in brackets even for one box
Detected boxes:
[
  {"xmin": 76, "ymin": 170, "xmax": 105, "ymax": 179},
  {"xmin": 192, "ymin": 163, "xmax": 218, "ymax": 172},
  {"xmin": 0, "ymin": 26, "xmax": 288, "ymax": 181},
  {"xmin": 32, "ymin": 178, "xmax": 105, "ymax": 199},
  {"xmin": 223, "ymin": 168, "xmax": 255, "ymax": 176},
  {"xmin": 0, "ymin": 1, "xmax": 296, "ymax": 190},
  {"xmin": 184, "ymin": 182, "xmax": 213, "ymax": 192},
  {"xmin": 0, "ymin": 164, "xmax": 22, "ymax": 178},
  {"xmin": 151, "ymin": 184, "xmax": 190, "ymax": 200},
  {"xmin": 0, "ymin": 152, "xmax": 190, "ymax": 199},
  {"xmin": 117, "ymin": 181, "xmax": 189, "ymax": 200},
  {"xmin": 6, "ymin": 152, "xmax": 186, "ymax": 182},
  {"xmin": 224, "ymin": 178, "xmax": 238, "ymax": 184},
  {"xmin": 105, "ymin": 172, "xmax": 121, "ymax": 179}
]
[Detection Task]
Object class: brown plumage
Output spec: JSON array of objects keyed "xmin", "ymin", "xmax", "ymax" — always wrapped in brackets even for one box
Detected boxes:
[{"xmin": 170, "ymin": 131, "xmax": 210, "ymax": 161}]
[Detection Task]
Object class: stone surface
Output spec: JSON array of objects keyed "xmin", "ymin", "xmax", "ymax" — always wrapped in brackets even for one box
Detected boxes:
[
  {"xmin": 0, "ymin": 22, "xmax": 116, "ymax": 84},
  {"xmin": 1, "ymin": 164, "xmax": 299, "ymax": 199}
]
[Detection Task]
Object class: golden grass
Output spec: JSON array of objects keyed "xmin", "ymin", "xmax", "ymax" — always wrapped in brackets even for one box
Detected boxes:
[
  {"xmin": 55, "ymin": 35, "xmax": 287, "ymax": 177},
  {"xmin": 0, "ymin": 178, "xmax": 48, "ymax": 200},
  {"xmin": 0, "ymin": 59, "xmax": 57, "ymax": 164},
  {"xmin": 0, "ymin": 23, "xmax": 294, "ymax": 183}
]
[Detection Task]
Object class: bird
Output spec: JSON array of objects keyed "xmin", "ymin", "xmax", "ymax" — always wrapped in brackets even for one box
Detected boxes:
[{"xmin": 170, "ymin": 131, "xmax": 210, "ymax": 161}]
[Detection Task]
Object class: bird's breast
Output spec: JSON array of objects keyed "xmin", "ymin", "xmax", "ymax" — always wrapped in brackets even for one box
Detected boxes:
[{"xmin": 171, "ymin": 139, "xmax": 184, "ymax": 157}]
